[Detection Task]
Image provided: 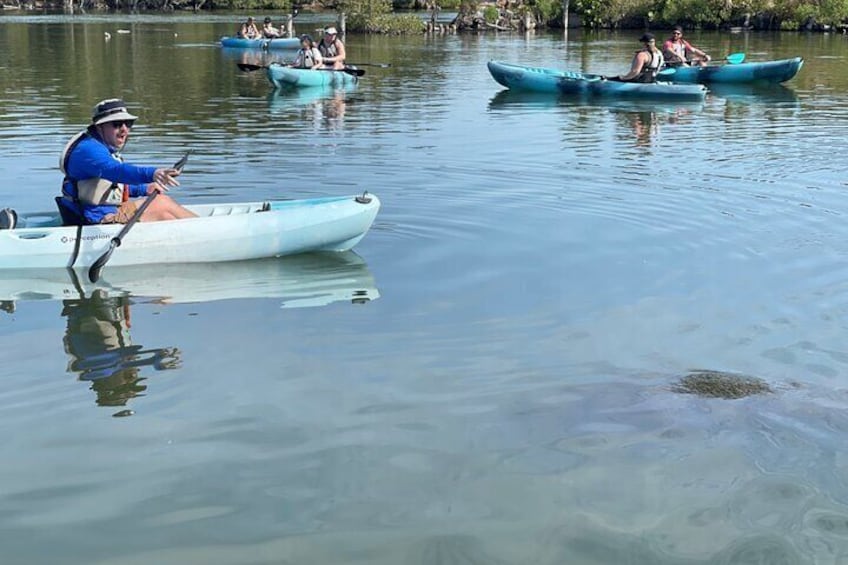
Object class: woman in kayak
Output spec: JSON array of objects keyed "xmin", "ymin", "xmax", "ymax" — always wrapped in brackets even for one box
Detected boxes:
[
  {"xmin": 290, "ymin": 34, "xmax": 324, "ymax": 69},
  {"xmin": 607, "ymin": 33, "xmax": 664, "ymax": 83},
  {"xmin": 662, "ymin": 26, "xmax": 711, "ymax": 67},
  {"xmin": 59, "ymin": 98, "xmax": 197, "ymax": 225},
  {"xmin": 318, "ymin": 26, "xmax": 346, "ymax": 70},
  {"xmin": 237, "ymin": 17, "xmax": 261, "ymax": 39}
]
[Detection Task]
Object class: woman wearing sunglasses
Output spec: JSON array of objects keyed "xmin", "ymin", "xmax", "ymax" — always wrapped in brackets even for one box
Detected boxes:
[{"xmin": 59, "ymin": 98, "xmax": 196, "ymax": 225}]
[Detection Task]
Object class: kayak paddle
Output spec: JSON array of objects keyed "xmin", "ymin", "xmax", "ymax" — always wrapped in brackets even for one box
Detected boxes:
[
  {"xmin": 236, "ymin": 62, "xmax": 365, "ymax": 77},
  {"xmin": 725, "ymin": 52, "xmax": 745, "ymax": 64},
  {"xmin": 87, "ymin": 192, "xmax": 159, "ymax": 283},
  {"xmin": 88, "ymin": 151, "xmax": 190, "ymax": 283}
]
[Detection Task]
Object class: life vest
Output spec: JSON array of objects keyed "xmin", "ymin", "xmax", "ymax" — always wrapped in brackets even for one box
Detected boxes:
[
  {"xmin": 60, "ymin": 130, "xmax": 128, "ymax": 207},
  {"xmin": 318, "ymin": 38, "xmax": 339, "ymax": 59},
  {"xmin": 296, "ymin": 47, "xmax": 319, "ymax": 68},
  {"xmin": 636, "ymin": 49, "xmax": 664, "ymax": 83}
]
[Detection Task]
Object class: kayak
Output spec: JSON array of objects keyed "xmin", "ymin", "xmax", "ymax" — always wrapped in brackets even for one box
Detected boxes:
[
  {"xmin": 0, "ymin": 194, "xmax": 380, "ymax": 270},
  {"xmin": 0, "ymin": 252, "xmax": 380, "ymax": 308},
  {"xmin": 658, "ymin": 57, "xmax": 803, "ymax": 84},
  {"xmin": 267, "ymin": 63, "xmax": 360, "ymax": 88},
  {"xmin": 219, "ymin": 36, "xmax": 300, "ymax": 50},
  {"xmin": 487, "ymin": 61, "xmax": 707, "ymax": 100}
]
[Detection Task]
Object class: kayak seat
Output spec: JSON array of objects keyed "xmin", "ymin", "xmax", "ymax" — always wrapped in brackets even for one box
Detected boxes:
[
  {"xmin": 0, "ymin": 207, "xmax": 17, "ymax": 230},
  {"xmin": 55, "ymin": 196, "xmax": 85, "ymax": 226}
]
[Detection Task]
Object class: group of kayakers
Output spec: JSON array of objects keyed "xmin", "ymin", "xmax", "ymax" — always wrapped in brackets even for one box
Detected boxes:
[
  {"xmin": 237, "ymin": 16, "xmax": 287, "ymax": 39},
  {"xmin": 607, "ymin": 26, "xmax": 711, "ymax": 83},
  {"xmin": 43, "ymin": 24, "xmax": 706, "ymax": 230}
]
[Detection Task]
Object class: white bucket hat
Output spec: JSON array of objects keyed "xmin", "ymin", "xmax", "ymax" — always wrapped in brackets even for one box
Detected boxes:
[
  {"xmin": 91, "ymin": 98, "xmax": 138, "ymax": 126},
  {"xmin": 324, "ymin": 26, "xmax": 338, "ymax": 35}
]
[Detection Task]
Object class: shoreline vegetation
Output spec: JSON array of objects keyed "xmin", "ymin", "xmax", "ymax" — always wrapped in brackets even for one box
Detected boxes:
[{"xmin": 3, "ymin": 0, "xmax": 848, "ymax": 34}]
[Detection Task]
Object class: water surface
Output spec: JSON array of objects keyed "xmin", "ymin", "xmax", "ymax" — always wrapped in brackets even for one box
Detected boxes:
[{"xmin": 1, "ymin": 17, "xmax": 848, "ymax": 564}]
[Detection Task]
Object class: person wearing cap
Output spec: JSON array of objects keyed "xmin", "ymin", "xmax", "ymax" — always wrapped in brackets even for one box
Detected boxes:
[
  {"xmin": 290, "ymin": 34, "xmax": 323, "ymax": 69},
  {"xmin": 262, "ymin": 16, "xmax": 281, "ymax": 38},
  {"xmin": 58, "ymin": 98, "xmax": 197, "ymax": 225},
  {"xmin": 317, "ymin": 26, "xmax": 346, "ymax": 70},
  {"xmin": 607, "ymin": 33, "xmax": 665, "ymax": 83},
  {"xmin": 662, "ymin": 26, "xmax": 710, "ymax": 67},
  {"xmin": 238, "ymin": 16, "xmax": 261, "ymax": 39}
]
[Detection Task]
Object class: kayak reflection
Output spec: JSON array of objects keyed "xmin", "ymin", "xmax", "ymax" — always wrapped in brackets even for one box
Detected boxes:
[
  {"xmin": 488, "ymin": 88, "xmax": 706, "ymax": 114},
  {"xmin": 0, "ymin": 252, "xmax": 379, "ymax": 308},
  {"xmin": 62, "ymin": 290, "xmax": 180, "ymax": 416}
]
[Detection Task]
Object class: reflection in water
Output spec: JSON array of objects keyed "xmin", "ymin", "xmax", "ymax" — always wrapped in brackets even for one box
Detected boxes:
[
  {"xmin": 61, "ymin": 289, "xmax": 180, "ymax": 416},
  {"xmin": 708, "ymin": 82, "xmax": 800, "ymax": 104},
  {"xmin": 268, "ymin": 84, "xmax": 355, "ymax": 132},
  {"xmin": 0, "ymin": 252, "xmax": 379, "ymax": 308}
]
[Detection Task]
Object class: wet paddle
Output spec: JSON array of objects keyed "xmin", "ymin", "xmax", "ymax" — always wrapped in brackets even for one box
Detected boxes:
[
  {"xmin": 725, "ymin": 52, "xmax": 746, "ymax": 64},
  {"xmin": 88, "ymin": 151, "xmax": 190, "ymax": 283},
  {"xmin": 236, "ymin": 62, "xmax": 365, "ymax": 77}
]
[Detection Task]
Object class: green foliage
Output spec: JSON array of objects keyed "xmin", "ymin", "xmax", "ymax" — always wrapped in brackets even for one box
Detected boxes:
[
  {"xmin": 573, "ymin": 0, "xmax": 653, "ymax": 27},
  {"xmin": 342, "ymin": 0, "xmax": 425, "ymax": 33},
  {"xmin": 527, "ymin": 0, "xmax": 562, "ymax": 24},
  {"xmin": 482, "ymin": 4, "xmax": 498, "ymax": 21}
]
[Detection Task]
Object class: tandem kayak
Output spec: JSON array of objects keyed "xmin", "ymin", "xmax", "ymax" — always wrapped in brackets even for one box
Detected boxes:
[
  {"xmin": 219, "ymin": 36, "xmax": 300, "ymax": 49},
  {"xmin": 0, "ymin": 194, "xmax": 380, "ymax": 270},
  {"xmin": 487, "ymin": 61, "xmax": 707, "ymax": 100},
  {"xmin": 657, "ymin": 57, "xmax": 803, "ymax": 84},
  {"xmin": 267, "ymin": 63, "xmax": 360, "ymax": 88},
  {"xmin": 0, "ymin": 252, "xmax": 380, "ymax": 308}
]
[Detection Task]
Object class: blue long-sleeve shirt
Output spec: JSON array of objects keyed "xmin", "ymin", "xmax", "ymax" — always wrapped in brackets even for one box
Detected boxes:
[{"xmin": 62, "ymin": 129, "xmax": 157, "ymax": 224}]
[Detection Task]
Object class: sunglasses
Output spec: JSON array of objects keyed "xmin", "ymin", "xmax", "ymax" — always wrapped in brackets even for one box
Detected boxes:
[{"xmin": 110, "ymin": 120, "xmax": 135, "ymax": 129}]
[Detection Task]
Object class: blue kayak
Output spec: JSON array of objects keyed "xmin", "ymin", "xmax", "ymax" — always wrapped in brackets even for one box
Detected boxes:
[
  {"xmin": 657, "ymin": 57, "xmax": 803, "ymax": 84},
  {"xmin": 219, "ymin": 36, "xmax": 300, "ymax": 50},
  {"xmin": 487, "ymin": 61, "xmax": 707, "ymax": 101},
  {"xmin": 267, "ymin": 63, "xmax": 360, "ymax": 89}
]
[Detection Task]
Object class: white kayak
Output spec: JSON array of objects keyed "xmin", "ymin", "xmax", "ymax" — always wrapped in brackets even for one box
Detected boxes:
[
  {"xmin": 0, "ymin": 194, "xmax": 380, "ymax": 270},
  {"xmin": 0, "ymin": 251, "xmax": 379, "ymax": 308}
]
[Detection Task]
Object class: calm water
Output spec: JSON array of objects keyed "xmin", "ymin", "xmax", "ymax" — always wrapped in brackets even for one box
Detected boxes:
[{"xmin": 2, "ymin": 14, "xmax": 848, "ymax": 564}]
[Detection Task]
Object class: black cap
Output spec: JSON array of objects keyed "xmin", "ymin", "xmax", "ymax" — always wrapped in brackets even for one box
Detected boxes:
[
  {"xmin": 639, "ymin": 33, "xmax": 655, "ymax": 42},
  {"xmin": 264, "ymin": 16, "xmax": 272, "ymax": 23}
]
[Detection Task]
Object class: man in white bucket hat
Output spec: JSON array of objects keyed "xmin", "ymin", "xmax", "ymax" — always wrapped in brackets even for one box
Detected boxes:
[
  {"xmin": 318, "ymin": 26, "xmax": 346, "ymax": 70},
  {"xmin": 58, "ymin": 98, "xmax": 196, "ymax": 225}
]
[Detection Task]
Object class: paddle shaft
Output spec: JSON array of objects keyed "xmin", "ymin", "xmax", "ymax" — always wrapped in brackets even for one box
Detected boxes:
[{"xmin": 88, "ymin": 191, "xmax": 159, "ymax": 283}]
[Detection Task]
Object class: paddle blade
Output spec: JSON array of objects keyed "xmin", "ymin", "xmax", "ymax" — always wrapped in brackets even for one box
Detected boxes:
[
  {"xmin": 237, "ymin": 63, "xmax": 265, "ymax": 72},
  {"xmin": 345, "ymin": 67, "xmax": 366, "ymax": 77},
  {"xmin": 173, "ymin": 150, "xmax": 191, "ymax": 173},
  {"xmin": 725, "ymin": 53, "xmax": 745, "ymax": 64},
  {"xmin": 88, "ymin": 240, "xmax": 118, "ymax": 283}
]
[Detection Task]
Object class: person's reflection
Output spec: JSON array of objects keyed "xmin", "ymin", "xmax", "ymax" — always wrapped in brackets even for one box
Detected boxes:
[
  {"xmin": 627, "ymin": 111, "xmax": 658, "ymax": 147},
  {"xmin": 313, "ymin": 89, "xmax": 347, "ymax": 131},
  {"xmin": 62, "ymin": 290, "xmax": 180, "ymax": 416}
]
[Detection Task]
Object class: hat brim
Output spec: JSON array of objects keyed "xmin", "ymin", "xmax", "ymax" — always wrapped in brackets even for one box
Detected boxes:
[{"xmin": 93, "ymin": 110, "xmax": 138, "ymax": 126}]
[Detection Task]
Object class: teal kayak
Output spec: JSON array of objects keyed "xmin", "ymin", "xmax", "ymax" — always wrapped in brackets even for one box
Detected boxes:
[
  {"xmin": 487, "ymin": 61, "xmax": 707, "ymax": 101},
  {"xmin": 267, "ymin": 63, "xmax": 360, "ymax": 89},
  {"xmin": 657, "ymin": 57, "xmax": 803, "ymax": 84},
  {"xmin": 219, "ymin": 36, "xmax": 300, "ymax": 50}
]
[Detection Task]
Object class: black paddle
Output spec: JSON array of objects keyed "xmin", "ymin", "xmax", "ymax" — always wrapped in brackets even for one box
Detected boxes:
[
  {"xmin": 88, "ymin": 151, "xmax": 190, "ymax": 283},
  {"xmin": 237, "ymin": 62, "xmax": 365, "ymax": 77}
]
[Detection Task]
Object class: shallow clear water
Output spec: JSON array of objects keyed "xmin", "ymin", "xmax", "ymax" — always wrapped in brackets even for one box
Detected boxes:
[{"xmin": 2, "ymin": 16, "xmax": 848, "ymax": 564}]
